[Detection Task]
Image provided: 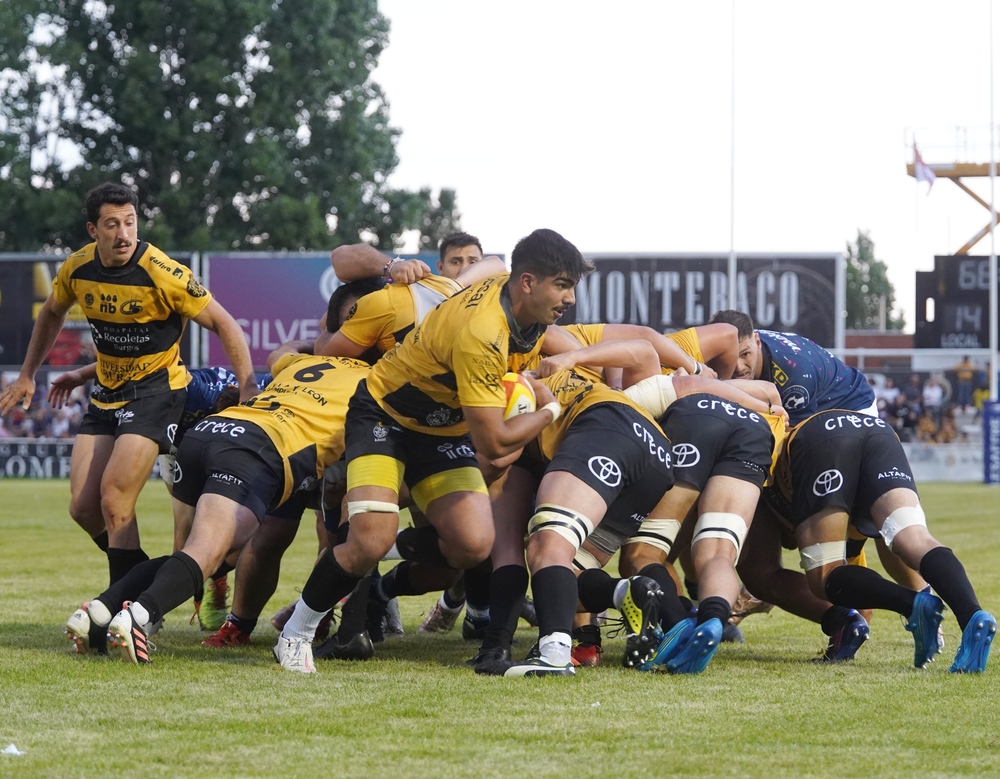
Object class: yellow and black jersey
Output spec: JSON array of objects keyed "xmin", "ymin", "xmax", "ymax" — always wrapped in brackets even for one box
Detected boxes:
[
  {"xmin": 51, "ymin": 241, "xmax": 212, "ymax": 409},
  {"xmin": 763, "ymin": 412, "xmax": 789, "ymax": 486},
  {"xmin": 213, "ymin": 353, "xmax": 369, "ymax": 505},
  {"xmin": 536, "ymin": 367, "xmax": 660, "ymax": 461},
  {"xmin": 338, "ymin": 275, "xmax": 463, "ymax": 355},
  {"xmin": 365, "ymin": 273, "xmax": 545, "ymax": 436},
  {"xmin": 663, "ymin": 327, "xmax": 703, "ymax": 374}
]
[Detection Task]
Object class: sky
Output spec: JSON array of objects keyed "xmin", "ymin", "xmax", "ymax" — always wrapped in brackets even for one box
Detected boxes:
[{"xmin": 373, "ymin": 1, "xmax": 1000, "ymax": 333}]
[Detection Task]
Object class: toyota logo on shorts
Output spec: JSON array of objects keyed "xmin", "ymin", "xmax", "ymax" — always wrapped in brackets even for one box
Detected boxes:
[
  {"xmin": 671, "ymin": 443, "xmax": 700, "ymax": 467},
  {"xmin": 812, "ymin": 469, "xmax": 843, "ymax": 496},
  {"xmin": 588, "ymin": 456, "xmax": 622, "ymax": 487}
]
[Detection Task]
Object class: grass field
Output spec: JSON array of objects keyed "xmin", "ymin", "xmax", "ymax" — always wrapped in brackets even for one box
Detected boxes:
[{"xmin": 1, "ymin": 480, "xmax": 999, "ymax": 778}]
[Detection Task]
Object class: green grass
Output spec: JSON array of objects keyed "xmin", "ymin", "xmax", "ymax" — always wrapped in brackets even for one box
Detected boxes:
[{"xmin": 1, "ymin": 480, "xmax": 999, "ymax": 777}]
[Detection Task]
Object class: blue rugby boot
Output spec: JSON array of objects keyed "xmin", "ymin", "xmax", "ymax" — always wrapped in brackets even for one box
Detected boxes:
[
  {"xmin": 949, "ymin": 610, "xmax": 996, "ymax": 674},
  {"xmin": 905, "ymin": 591, "xmax": 945, "ymax": 668}
]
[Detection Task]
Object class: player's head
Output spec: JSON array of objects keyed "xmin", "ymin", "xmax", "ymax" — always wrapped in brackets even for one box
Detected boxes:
[
  {"xmin": 85, "ymin": 182, "xmax": 140, "ymax": 267},
  {"xmin": 326, "ymin": 277, "xmax": 385, "ymax": 333},
  {"xmin": 709, "ymin": 309, "xmax": 761, "ymax": 380},
  {"xmin": 509, "ymin": 229, "xmax": 592, "ymax": 326},
  {"xmin": 437, "ymin": 232, "xmax": 483, "ymax": 279}
]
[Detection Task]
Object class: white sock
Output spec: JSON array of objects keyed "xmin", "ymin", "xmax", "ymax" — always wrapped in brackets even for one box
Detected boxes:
[
  {"xmin": 128, "ymin": 601, "xmax": 151, "ymax": 628},
  {"xmin": 466, "ymin": 605, "xmax": 489, "ymax": 621},
  {"xmin": 281, "ymin": 598, "xmax": 330, "ymax": 642},
  {"xmin": 538, "ymin": 632, "xmax": 572, "ymax": 665},
  {"xmin": 88, "ymin": 600, "xmax": 112, "ymax": 626},
  {"xmin": 438, "ymin": 594, "xmax": 463, "ymax": 613},
  {"xmin": 612, "ymin": 579, "xmax": 630, "ymax": 610}
]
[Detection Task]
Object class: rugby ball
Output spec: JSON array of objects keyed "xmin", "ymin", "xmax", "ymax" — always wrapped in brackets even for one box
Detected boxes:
[{"xmin": 503, "ymin": 372, "xmax": 537, "ymax": 420}]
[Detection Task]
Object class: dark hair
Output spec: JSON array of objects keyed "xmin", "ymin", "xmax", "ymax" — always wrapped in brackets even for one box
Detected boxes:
[
  {"xmin": 438, "ymin": 232, "xmax": 482, "ymax": 261},
  {"xmin": 708, "ymin": 309, "xmax": 755, "ymax": 341},
  {"xmin": 509, "ymin": 228, "xmax": 592, "ymax": 281},
  {"xmin": 85, "ymin": 182, "xmax": 138, "ymax": 224},
  {"xmin": 326, "ymin": 277, "xmax": 385, "ymax": 333}
]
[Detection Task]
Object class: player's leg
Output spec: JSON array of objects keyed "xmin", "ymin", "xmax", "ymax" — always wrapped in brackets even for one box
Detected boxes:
[
  {"xmin": 108, "ymin": 493, "xmax": 259, "ymax": 664},
  {"xmin": 100, "ymin": 433, "xmax": 159, "ymax": 575},
  {"xmin": 68, "ymin": 432, "xmax": 116, "ymax": 579},
  {"xmin": 869, "ymin": 488, "xmax": 995, "ymax": 672},
  {"xmin": 467, "ymin": 464, "xmax": 538, "ymax": 672},
  {"xmin": 504, "ymin": 470, "xmax": 607, "ymax": 677},
  {"xmin": 664, "ymin": 475, "xmax": 757, "ymax": 674}
]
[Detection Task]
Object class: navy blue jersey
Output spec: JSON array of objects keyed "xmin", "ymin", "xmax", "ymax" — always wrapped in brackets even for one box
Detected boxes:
[
  {"xmin": 758, "ymin": 330, "xmax": 874, "ymax": 424},
  {"xmin": 178, "ymin": 368, "xmax": 270, "ymax": 438}
]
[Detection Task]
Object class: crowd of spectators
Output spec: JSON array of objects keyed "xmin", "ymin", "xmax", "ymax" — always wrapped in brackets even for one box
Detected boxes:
[
  {"xmin": 0, "ymin": 371, "xmax": 88, "ymax": 439},
  {"xmin": 874, "ymin": 360, "xmax": 988, "ymax": 444}
]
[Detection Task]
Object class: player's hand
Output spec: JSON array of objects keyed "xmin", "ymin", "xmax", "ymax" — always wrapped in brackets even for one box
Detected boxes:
[
  {"xmin": 694, "ymin": 362, "xmax": 718, "ymax": 380},
  {"xmin": 0, "ymin": 376, "xmax": 36, "ymax": 415},
  {"xmin": 523, "ymin": 374, "xmax": 556, "ymax": 409},
  {"xmin": 47, "ymin": 370, "xmax": 85, "ymax": 409},
  {"xmin": 771, "ymin": 404, "xmax": 790, "ymax": 429},
  {"xmin": 238, "ymin": 384, "xmax": 259, "ymax": 404},
  {"xmin": 389, "ymin": 259, "xmax": 432, "ymax": 284},
  {"xmin": 536, "ymin": 352, "xmax": 578, "ymax": 378}
]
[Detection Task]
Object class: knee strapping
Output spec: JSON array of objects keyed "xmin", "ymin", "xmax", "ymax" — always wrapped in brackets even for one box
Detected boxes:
[
  {"xmin": 799, "ymin": 541, "xmax": 846, "ymax": 572},
  {"xmin": 624, "ymin": 518, "xmax": 682, "ymax": 557},
  {"xmin": 573, "ymin": 545, "xmax": 602, "ymax": 571},
  {"xmin": 623, "ymin": 373, "xmax": 678, "ymax": 418},
  {"xmin": 346, "ymin": 500, "xmax": 399, "ymax": 520},
  {"xmin": 691, "ymin": 512, "xmax": 748, "ymax": 556},
  {"xmin": 880, "ymin": 505, "xmax": 926, "ymax": 551},
  {"xmin": 527, "ymin": 504, "xmax": 594, "ymax": 551}
]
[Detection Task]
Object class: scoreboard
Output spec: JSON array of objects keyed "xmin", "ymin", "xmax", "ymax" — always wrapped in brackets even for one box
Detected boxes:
[{"xmin": 915, "ymin": 255, "xmax": 996, "ymax": 349}]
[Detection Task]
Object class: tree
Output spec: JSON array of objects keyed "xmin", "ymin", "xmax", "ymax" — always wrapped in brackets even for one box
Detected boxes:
[
  {"xmin": 845, "ymin": 229, "xmax": 904, "ymax": 331},
  {"xmin": 0, "ymin": 0, "xmax": 458, "ymax": 252}
]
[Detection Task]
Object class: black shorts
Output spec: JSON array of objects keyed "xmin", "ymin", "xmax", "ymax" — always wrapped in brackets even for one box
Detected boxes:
[
  {"xmin": 659, "ymin": 394, "xmax": 773, "ymax": 491},
  {"xmin": 787, "ymin": 411, "xmax": 917, "ymax": 528},
  {"xmin": 79, "ymin": 389, "xmax": 186, "ymax": 454},
  {"xmin": 545, "ymin": 403, "xmax": 674, "ymax": 519},
  {"xmin": 171, "ymin": 418, "xmax": 284, "ymax": 521},
  {"xmin": 344, "ymin": 380, "xmax": 479, "ymax": 487}
]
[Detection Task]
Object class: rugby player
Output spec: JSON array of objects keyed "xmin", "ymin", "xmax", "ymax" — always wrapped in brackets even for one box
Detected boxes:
[
  {"xmin": 272, "ymin": 228, "xmax": 592, "ymax": 673},
  {"xmin": 778, "ymin": 409, "xmax": 995, "ymax": 673},
  {"xmin": 0, "ymin": 182, "xmax": 255, "ymax": 589},
  {"xmin": 64, "ymin": 347, "xmax": 370, "ymax": 665}
]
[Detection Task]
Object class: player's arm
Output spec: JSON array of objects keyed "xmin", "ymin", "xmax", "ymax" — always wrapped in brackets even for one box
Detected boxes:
[
  {"xmin": 192, "ymin": 299, "xmax": 257, "ymax": 403},
  {"xmin": 315, "ymin": 331, "xmax": 370, "ymax": 359},
  {"xmin": 265, "ymin": 340, "xmax": 317, "ymax": 371},
  {"xmin": 0, "ymin": 295, "xmax": 71, "ymax": 414},
  {"xmin": 603, "ymin": 323, "xmax": 710, "ymax": 377},
  {"xmin": 463, "ymin": 379, "xmax": 560, "ymax": 462},
  {"xmin": 673, "ymin": 374, "xmax": 780, "ymax": 418},
  {"xmin": 691, "ymin": 323, "xmax": 739, "ymax": 379},
  {"xmin": 330, "ymin": 244, "xmax": 431, "ymax": 284},
  {"xmin": 537, "ymin": 339, "xmax": 660, "ymax": 391},
  {"xmin": 454, "ymin": 256, "xmax": 508, "ymax": 287},
  {"xmin": 48, "ymin": 362, "xmax": 98, "ymax": 408},
  {"xmin": 725, "ymin": 378, "xmax": 782, "ymax": 409}
]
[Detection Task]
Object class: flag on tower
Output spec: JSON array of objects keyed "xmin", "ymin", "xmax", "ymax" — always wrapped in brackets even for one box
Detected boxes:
[{"xmin": 913, "ymin": 142, "xmax": 936, "ymax": 192}]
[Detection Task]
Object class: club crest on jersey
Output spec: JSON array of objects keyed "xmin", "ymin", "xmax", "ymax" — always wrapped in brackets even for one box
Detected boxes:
[
  {"xmin": 84, "ymin": 293, "xmax": 95, "ymax": 307},
  {"xmin": 783, "ymin": 386, "xmax": 810, "ymax": 410},
  {"xmin": 187, "ymin": 277, "xmax": 208, "ymax": 297}
]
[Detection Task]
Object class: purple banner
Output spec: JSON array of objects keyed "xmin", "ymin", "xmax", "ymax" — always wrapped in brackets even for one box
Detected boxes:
[{"xmin": 204, "ymin": 252, "xmax": 438, "ymax": 368}]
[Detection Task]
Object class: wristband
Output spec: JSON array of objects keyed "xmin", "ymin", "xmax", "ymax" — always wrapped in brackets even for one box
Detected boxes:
[
  {"xmin": 540, "ymin": 401, "xmax": 561, "ymax": 423},
  {"xmin": 692, "ymin": 361, "xmax": 702, "ymax": 375},
  {"xmin": 382, "ymin": 257, "xmax": 401, "ymax": 281}
]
